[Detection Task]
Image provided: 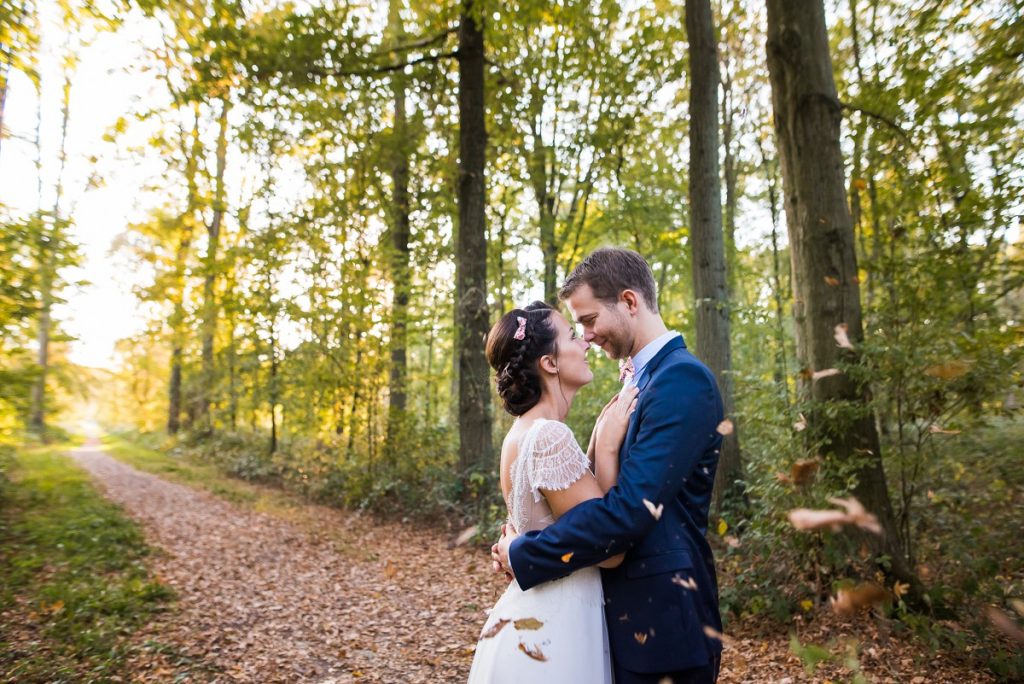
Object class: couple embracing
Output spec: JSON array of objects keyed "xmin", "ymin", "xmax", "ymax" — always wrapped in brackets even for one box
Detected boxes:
[{"xmin": 468, "ymin": 247, "xmax": 724, "ymax": 684}]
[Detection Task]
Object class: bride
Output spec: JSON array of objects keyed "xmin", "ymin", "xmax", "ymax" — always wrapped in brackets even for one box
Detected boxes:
[{"xmin": 468, "ymin": 301, "xmax": 638, "ymax": 683}]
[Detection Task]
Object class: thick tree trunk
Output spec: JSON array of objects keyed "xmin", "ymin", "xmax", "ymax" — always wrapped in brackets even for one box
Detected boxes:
[
  {"xmin": 686, "ymin": 0, "xmax": 743, "ymax": 510},
  {"xmin": 199, "ymin": 98, "xmax": 230, "ymax": 433},
  {"xmin": 387, "ymin": 0, "xmax": 411, "ymax": 443},
  {"xmin": 765, "ymin": 0, "xmax": 920, "ymax": 594},
  {"xmin": 455, "ymin": 0, "xmax": 493, "ymax": 476}
]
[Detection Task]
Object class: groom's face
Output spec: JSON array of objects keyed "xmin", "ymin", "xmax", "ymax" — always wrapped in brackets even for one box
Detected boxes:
[{"xmin": 564, "ymin": 284, "xmax": 634, "ymax": 361}]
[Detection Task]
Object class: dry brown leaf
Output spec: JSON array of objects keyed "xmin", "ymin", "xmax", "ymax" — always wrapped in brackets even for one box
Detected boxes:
[
  {"xmin": 834, "ymin": 323, "xmax": 854, "ymax": 350},
  {"xmin": 831, "ymin": 582, "xmax": 890, "ymax": 616},
  {"xmin": 812, "ymin": 368, "xmax": 842, "ymax": 380},
  {"xmin": 517, "ymin": 642, "xmax": 548, "ymax": 661},
  {"xmin": 824, "ymin": 276, "xmax": 841, "ymax": 286},
  {"xmin": 829, "ymin": 497, "xmax": 883, "ymax": 535},
  {"xmin": 986, "ymin": 606, "xmax": 1024, "ymax": 643},
  {"xmin": 671, "ymin": 574, "xmax": 698, "ymax": 590},
  {"xmin": 560, "ymin": 552, "xmax": 574, "ymax": 563},
  {"xmin": 454, "ymin": 525, "xmax": 478, "ymax": 546},
  {"xmin": 793, "ymin": 413, "xmax": 807, "ymax": 432},
  {"xmin": 716, "ymin": 419, "xmax": 734, "ymax": 436},
  {"xmin": 634, "ymin": 632, "xmax": 648, "ymax": 645},
  {"xmin": 383, "ymin": 559, "xmax": 397, "ymax": 579},
  {"xmin": 480, "ymin": 618, "xmax": 510, "ymax": 640},
  {"xmin": 928, "ymin": 424, "xmax": 961, "ymax": 435},
  {"xmin": 924, "ymin": 360, "xmax": 972, "ymax": 380},
  {"xmin": 853, "ymin": 178, "xmax": 867, "ymax": 190},
  {"xmin": 790, "ymin": 458, "xmax": 820, "ymax": 486},
  {"xmin": 643, "ymin": 498, "xmax": 664, "ymax": 520},
  {"xmin": 702, "ymin": 625, "xmax": 735, "ymax": 648},
  {"xmin": 513, "ymin": 618, "xmax": 544, "ymax": 631},
  {"xmin": 788, "ymin": 497, "xmax": 881, "ymax": 535}
]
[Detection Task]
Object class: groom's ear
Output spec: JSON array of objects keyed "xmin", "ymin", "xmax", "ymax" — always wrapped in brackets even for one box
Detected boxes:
[{"xmin": 621, "ymin": 289, "xmax": 641, "ymax": 314}]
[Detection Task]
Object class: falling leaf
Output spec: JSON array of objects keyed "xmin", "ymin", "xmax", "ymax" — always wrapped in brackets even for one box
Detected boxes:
[
  {"xmin": 924, "ymin": 360, "xmax": 972, "ymax": 380},
  {"xmin": 716, "ymin": 419, "xmax": 734, "ymax": 436},
  {"xmin": 788, "ymin": 497, "xmax": 882, "ymax": 535},
  {"xmin": 672, "ymin": 574, "xmax": 698, "ymax": 590},
  {"xmin": 518, "ymin": 642, "xmax": 548, "ymax": 661},
  {"xmin": 384, "ymin": 559, "xmax": 397, "ymax": 579},
  {"xmin": 791, "ymin": 458, "xmax": 820, "ymax": 486},
  {"xmin": 775, "ymin": 472, "xmax": 793, "ymax": 485},
  {"xmin": 634, "ymin": 632, "xmax": 648, "ymax": 645},
  {"xmin": 824, "ymin": 276, "xmax": 841, "ymax": 286},
  {"xmin": 723, "ymin": 535, "xmax": 740, "ymax": 548},
  {"xmin": 513, "ymin": 618, "xmax": 544, "ymax": 631},
  {"xmin": 812, "ymin": 368, "xmax": 842, "ymax": 380},
  {"xmin": 793, "ymin": 413, "xmax": 807, "ymax": 431},
  {"xmin": 986, "ymin": 606, "xmax": 1024, "ymax": 643},
  {"xmin": 834, "ymin": 323, "xmax": 854, "ymax": 350},
  {"xmin": 455, "ymin": 525, "xmax": 478, "ymax": 546},
  {"xmin": 717, "ymin": 518, "xmax": 729, "ymax": 535},
  {"xmin": 643, "ymin": 498, "xmax": 664, "ymax": 520},
  {"xmin": 702, "ymin": 625, "xmax": 735, "ymax": 647},
  {"xmin": 853, "ymin": 178, "xmax": 867, "ymax": 190},
  {"xmin": 831, "ymin": 582, "xmax": 890, "ymax": 616},
  {"xmin": 928, "ymin": 424, "xmax": 961, "ymax": 435},
  {"xmin": 560, "ymin": 552, "xmax": 574, "ymax": 563},
  {"xmin": 892, "ymin": 581, "xmax": 910, "ymax": 599},
  {"xmin": 800, "ymin": 599, "xmax": 814, "ymax": 612},
  {"xmin": 43, "ymin": 600, "xmax": 64, "ymax": 615},
  {"xmin": 480, "ymin": 618, "xmax": 510, "ymax": 639}
]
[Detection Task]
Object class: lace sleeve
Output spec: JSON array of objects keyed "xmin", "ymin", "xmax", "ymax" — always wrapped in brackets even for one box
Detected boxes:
[{"xmin": 527, "ymin": 421, "xmax": 590, "ymax": 502}]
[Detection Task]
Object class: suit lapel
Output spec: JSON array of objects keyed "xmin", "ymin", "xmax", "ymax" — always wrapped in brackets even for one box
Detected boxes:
[{"xmin": 622, "ymin": 335, "xmax": 687, "ymax": 455}]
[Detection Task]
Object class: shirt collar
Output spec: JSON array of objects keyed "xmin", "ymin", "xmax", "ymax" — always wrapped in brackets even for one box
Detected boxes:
[{"xmin": 629, "ymin": 330, "xmax": 681, "ymax": 382}]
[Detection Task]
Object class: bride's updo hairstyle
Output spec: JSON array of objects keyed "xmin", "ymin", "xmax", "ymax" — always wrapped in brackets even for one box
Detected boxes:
[{"xmin": 486, "ymin": 301, "xmax": 559, "ymax": 416}]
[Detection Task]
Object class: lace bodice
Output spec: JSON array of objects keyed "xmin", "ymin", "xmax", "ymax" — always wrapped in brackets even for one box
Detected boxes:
[{"xmin": 507, "ymin": 419, "xmax": 591, "ymax": 534}]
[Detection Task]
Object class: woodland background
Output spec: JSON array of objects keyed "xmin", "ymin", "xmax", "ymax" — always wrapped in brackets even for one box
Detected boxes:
[{"xmin": 1, "ymin": 0, "xmax": 1023, "ymax": 679}]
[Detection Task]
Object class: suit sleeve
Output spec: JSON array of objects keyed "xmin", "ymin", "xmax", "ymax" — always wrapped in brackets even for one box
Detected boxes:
[{"xmin": 508, "ymin": 360, "xmax": 721, "ymax": 590}]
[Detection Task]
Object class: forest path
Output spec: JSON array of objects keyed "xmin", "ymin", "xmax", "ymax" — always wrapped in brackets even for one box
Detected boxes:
[{"xmin": 69, "ymin": 440, "xmax": 990, "ymax": 683}]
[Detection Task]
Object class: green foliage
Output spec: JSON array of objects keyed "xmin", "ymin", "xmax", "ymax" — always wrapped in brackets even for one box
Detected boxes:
[{"xmin": 0, "ymin": 444, "xmax": 173, "ymax": 680}]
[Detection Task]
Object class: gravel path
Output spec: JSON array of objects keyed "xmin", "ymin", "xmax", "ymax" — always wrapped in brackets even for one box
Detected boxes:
[{"xmin": 68, "ymin": 443, "xmax": 500, "ymax": 683}]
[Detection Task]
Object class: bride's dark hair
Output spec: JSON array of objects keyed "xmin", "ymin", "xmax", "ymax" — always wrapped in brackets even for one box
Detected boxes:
[{"xmin": 486, "ymin": 301, "xmax": 559, "ymax": 416}]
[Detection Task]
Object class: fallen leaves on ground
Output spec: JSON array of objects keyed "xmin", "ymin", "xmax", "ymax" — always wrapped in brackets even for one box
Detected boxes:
[{"xmin": 57, "ymin": 444, "xmax": 1000, "ymax": 683}]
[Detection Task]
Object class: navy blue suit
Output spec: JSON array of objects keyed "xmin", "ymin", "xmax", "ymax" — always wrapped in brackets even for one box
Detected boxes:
[{"xmin": 509, "ymin": 336, "xmax": 723, "ymax": 683}]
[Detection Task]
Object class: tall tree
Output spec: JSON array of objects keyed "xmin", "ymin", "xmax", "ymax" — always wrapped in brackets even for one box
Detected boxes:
[
  {"xmin": 764, "ymin": 0, "xmax": 918, "ymax": 592},
  {"xmin": 386, "ymin": 0, "xmax": 411, "ymax": 443},
  {"xmin": 455, "ymin": 0, "xmax": 492, "ymax": 476},
  {"xmin": 686, "ymin": 0, "xmax": 742, "ymax": 509}
]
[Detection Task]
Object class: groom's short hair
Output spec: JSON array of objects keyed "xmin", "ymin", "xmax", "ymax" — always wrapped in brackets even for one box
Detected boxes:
[{"xmin": 559, "ymin": 247, "xmax": 659, "ymax": 313}]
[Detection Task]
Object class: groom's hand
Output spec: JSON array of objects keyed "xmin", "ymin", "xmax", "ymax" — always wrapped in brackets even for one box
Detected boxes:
[{"xmin": 491, "ymin": 522, "xmax": 519, "ymax": 581}]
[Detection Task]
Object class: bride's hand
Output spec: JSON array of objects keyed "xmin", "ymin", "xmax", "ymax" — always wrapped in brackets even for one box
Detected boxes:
[
  {"xmin": 595, "ymin": 386, "xmax": 639, "ymax": 452},
  {"xmin": 587, "ymin": 394, "xmax": 618, "ymax": 458}
]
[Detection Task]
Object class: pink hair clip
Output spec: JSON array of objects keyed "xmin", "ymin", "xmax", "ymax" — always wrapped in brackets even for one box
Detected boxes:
[{"xmin": 513, "ymin": 316, "xmax": 527, "ymax": 340}]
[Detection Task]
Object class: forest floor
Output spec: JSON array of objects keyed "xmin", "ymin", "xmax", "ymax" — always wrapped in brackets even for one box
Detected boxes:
[{"xmin": 28, "ymin": 439, "xmax": 997, "ymax": 683}]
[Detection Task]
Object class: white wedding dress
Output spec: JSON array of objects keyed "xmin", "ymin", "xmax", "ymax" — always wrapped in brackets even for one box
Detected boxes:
[{"xmin": 467, "ymin": 419, "xmax": 613, "ymax": 684}]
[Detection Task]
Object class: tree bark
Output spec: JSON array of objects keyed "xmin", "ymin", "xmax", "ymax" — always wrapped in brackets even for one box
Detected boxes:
[
  {"xmin": 387, "ymin": 0, "xmax": 411, "ymax": 444},
  {"xmin": 765, "ymin": 0, "xmax": 920, "ymax": 594},
  {"xmin": 686, "ymin": 0, "xmax": 743, "ymax": 510},
  {"xmin": 455, "ymin": 0, "xmax": 493, "ymax": 477},
  {"xmin": 199, "ymin": 97, "xmax": 230, "ymax": 433}
]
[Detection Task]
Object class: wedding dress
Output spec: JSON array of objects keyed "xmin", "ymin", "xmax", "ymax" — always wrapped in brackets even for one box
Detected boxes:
[{"xmin": 467, "ymin": 419, "xmax": 613, "ymax": 684}]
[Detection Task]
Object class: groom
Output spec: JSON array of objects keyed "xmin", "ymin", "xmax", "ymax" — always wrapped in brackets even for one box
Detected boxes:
[{"xmin": 495, "ymin": 247, "xmax": 724, "ymax": 683}]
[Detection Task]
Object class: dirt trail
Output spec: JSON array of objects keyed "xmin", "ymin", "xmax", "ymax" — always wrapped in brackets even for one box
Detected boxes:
[{"xmin": 69, "ymin": 443, "xmax": 992, "ymax": 683}]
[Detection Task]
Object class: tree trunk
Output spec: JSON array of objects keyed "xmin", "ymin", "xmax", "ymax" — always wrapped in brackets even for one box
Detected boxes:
[
  {"xmin": 455, "ymin": 0, "xmax": 493, "ymax": 477},
  {"xmin": 686, "ymin": 0, "xmax": 743, "ymax": 510},
  {"xmin": 387, "ymin": 0, "xmax": 411, "ymax": 445},
  {"xmin": 199, "ymin": 97, "xmax": 230, "ymax": 433},
  {"xmin": 765, "ymin": 0, "xmax": 920, "ymax": 594}
]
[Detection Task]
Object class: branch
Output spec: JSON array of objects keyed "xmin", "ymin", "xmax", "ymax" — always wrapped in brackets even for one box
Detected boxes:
[
  {"xmin": 312, "ymin": 49, "xmax": 458, "ymax": 79},
  {"xmin": 372, "ymin": 27, "xmax": 457, "ymax": 57},
  {"xmin": 840, "ymin": 101, "xmax": 914, "ymax": 145}
]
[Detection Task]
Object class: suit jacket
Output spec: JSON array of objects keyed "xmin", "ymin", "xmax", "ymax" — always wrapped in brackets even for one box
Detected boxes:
[{"xmin": 509, "ymin": 335, "xmax": 724, "ymax": 674}]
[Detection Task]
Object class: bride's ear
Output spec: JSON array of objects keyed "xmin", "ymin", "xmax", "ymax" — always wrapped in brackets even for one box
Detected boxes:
[{"xmin": 538, "ymin": 354, "xmax": 559, "ymax": 376}]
